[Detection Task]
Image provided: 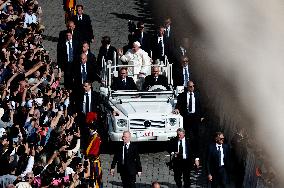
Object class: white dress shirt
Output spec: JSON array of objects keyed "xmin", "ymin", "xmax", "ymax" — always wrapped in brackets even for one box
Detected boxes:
[
  {"xmin": 177, "ymin": 138, "xmax": 187, "ymax": 159},
  {"xmin": 81, "ymin": 63, "xmax": 87, "ymax": 83},
  {"xmin": 166, "ymin": 25, "xmax": 171, "ymax": 37},
  {"xmin": 158, "ymin": 37, "xmax": 164, "ymax": 56},
  {"xmin": 66, "ymin": 39, "xmax": 73, "ymax": 62},
  {"xmin": 216, "ymin": 144, "xmax": 225, "ymax": 166},
  {"xmin": 187, "ymin": 92, "xmax": 196, "ymax": 113},
  {"xmin": 122, "ymin": 142, "xmax": 130, "ymax": 161},
  {"xmin": 183, "ymin": 65, "xmax": 189, "ymax": 87},
  {"xmin": 83, "ymin": 90, "xmax": 91, "ymax": 113}
]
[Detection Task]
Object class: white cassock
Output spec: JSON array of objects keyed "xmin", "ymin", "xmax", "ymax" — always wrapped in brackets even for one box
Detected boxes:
[{"xmin": 120, "ymin": 48, "xmax": 151, "ymax": 81}]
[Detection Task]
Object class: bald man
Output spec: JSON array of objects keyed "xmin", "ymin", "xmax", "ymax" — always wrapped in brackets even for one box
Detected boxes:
[
  {"xmin": 73, "ymin": 53, "xmax": 99, "ymax": 87},
  {"xmin": 143, "ymin": 66, "xmax": 170, "ymax": 90},
  {"xmin": 111, "ymin": 131, "xmax": 142, "ymax": 188}
]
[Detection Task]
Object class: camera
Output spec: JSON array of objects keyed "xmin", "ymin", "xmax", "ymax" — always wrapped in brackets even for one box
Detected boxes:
[{"xmin": 12, "ymin": 137, "xmax": 18, "ymax": 145}]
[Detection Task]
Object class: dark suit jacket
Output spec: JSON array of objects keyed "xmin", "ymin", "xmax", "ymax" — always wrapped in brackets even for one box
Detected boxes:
[
  {"xmin": 57, "ymin": 39, "xmax": 79, "ymax": 71},
  {"xmin": 97, "ymin": 45, "xmax": 117, "ymax": 72},
  {"xmin": 172, "ymin": 64, "xmax": 192, "ymax": 88},
  {"xmin": 168, "ymin": 137, "xmax": 198, "ymax": 168},
  {"xmin": 207, "ymin": 143, "xmax": 230, "ymax": 176},
  {"xmin": 73, "ymin": 61, "xmax": 99, "ymax": 86},
  {"xmin": 111, "ymin": 142, "xmax": 142, "ymax": 175},
  {"xmin": 132, "ymin": 31, "xmax": 151, "ymax": 54},
  {"xmin": 175, "ymin": 91, "xmax": 203, "ymax": 117},
  {"xmin": 75, "ymin": 90, "xmax": 114, "ymax": 113},
  {"xmin": 112, "ymin": 76, "xmax": 137, "ymax": 90},
  {"xmin": 85, "ymin": 51, "xmax": 100, "ymax": 76},
  {"xmin": 143, "ymin": 75, "xmax": 170, "ymax": 90},
  {"xmin": 71, "ymin": 14, "xmax": 94, "ymax": 42},
  {"xmin": 151, "ymin": 35, "xmax": 170, "ymax": 61}
]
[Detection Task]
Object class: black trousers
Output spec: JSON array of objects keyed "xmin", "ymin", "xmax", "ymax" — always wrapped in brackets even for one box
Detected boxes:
[
  {"xmin": 63, "ymin": 63, "xmax": 73, "ymax": 90},
  {"xmin": 120, "ymin": 171, "xmax": 136, "ymax": 188},
  {"xmin": 211, "ymin": 167, "xmax": 228, "ymax": 188},
  {"xmin": 183, "ymin": 114, "xmax": 200, "ymax": 153},
  {"xmin": 173, "ymin": 158, "xmax": 191, "ymax": 188}
]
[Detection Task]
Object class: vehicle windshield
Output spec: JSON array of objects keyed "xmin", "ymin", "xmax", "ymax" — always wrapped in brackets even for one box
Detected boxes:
[{"xmin": 111, "ymin": 90, "xmax": 173, "ymax": 99}]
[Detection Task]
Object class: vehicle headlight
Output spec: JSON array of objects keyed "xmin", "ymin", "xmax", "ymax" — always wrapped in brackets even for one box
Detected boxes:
[
  {"xmin": 168, "ymin": 118, "xmax": 178, "ymax": 126},
  {"xmin": 117, "ymin": 119, "xmax": 127, "ymax": 127}
]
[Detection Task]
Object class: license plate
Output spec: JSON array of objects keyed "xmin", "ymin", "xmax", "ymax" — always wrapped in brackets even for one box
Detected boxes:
[{"xmin": 137, "ymin": 131, "xmax": 154, "ymax": 137}]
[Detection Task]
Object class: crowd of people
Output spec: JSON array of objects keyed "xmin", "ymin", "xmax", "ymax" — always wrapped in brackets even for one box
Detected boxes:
[{"xmin": 0, "ymin": 0, "xmax": 236, "ymax": 188}]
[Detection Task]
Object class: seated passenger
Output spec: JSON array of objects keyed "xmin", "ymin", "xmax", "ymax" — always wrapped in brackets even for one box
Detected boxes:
[
  {"xmin": 118, "ymin": 41, "xmax": 151, "ymax": 81},
  {"xmin": 143, "ymin": 66, "xmax": 170, "ymax": 90},
  {"xmin": 112, "ymin": 67, "xmax": 137, "ymax": 90}
]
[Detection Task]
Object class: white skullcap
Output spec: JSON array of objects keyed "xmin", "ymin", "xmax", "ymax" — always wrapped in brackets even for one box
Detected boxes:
[{"xmin": 133, "ymin": 41, "xmax": 141, "ymax": 47}]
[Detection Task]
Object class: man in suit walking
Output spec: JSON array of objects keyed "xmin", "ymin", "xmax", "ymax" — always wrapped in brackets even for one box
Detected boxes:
[
  {"xmin": 57, "ymin": 30, "xmax": 79, "ymax": 90},
  {"xmin": 168, "ymin": 128, "xmax": 200, "ymax": 188},
  {"xmin": 81, "ymin": 41, "xmax": 100, "ymax": 76},
  {"xmin": 75, "ymin": 81, "xmax": 118, "ymax": 115},
  {"xmin": 73, "ymin": 53, "xmax": 100, "ymax": 87},
  {"xmin": 72, "ymin": 4, "xmax": 94, "ymax": 43},
  {"xmin": 112, "ymin": 67, "xmax": 137, "ymax": 90},
  {"xmin": 143, "ymin": 66, "xmax": 170, "ymax": 90},
  {"xmin": 172, "ymin": 56, "xmax": 191, "ymax": 88},
  {"xmin": 97, "ymin": 36, "xmax": 117, "ymax": 72},
  {"xmin": 152, "ymin": 26, "xmax": 170, "ymax": 62},
  {"xmin": 111, "ymin": 131, "xmax": 142, "ymax": 188},
  {"xmin": 173, "ymin": 80, "xmax": 204, "ymax": 144},
  {"xmin": 207, "ymin": 132, "xmax": 230, "ymax": 188},
  {"xmin": 74, "ymin": 81, "xmax": 119, "ymax": 150}
]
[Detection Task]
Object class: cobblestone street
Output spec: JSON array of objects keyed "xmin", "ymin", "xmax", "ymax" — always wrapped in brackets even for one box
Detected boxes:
[{"xmin": 38, "ymin": 0, "xmax": 207, "ymax": 187}]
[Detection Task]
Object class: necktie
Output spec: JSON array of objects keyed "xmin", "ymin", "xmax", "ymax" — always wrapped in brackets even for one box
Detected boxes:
[
  {"xmin": 68, "ymin": 41, "xmax": 73, "ymax": 62},
  {"xmin": 218, "ymin": 145, "xmax": 222, "ymax": 166},
  {"xmin": 184, "ymin": 67, "xmax": 189, "ymax": 86},
  {"xmin": 155, "ymin": 77, "xmax": 158, "ymax": 82},
  {"xmin": 167, "ymin": 28, "xmax": 170, "ymax": 37},
  {"xmin": 181, "ymin": 47, "xmax": 186, "ymax": 56},
  {"xmin": 158, "ymin": 38, "xmax": 164, "ymax": 56},
  {"xmin": 188, "ymin": 92, "xmax": 192, "ymax": 112},
  {"xmin": 140, "ymin": 33, "xmax": 143, "ymax": 45},
  {"xmin": 82, "ymin": 64, "xmax": 87, "ymax": 82},
  {"xmin": 179, "ymin": 140, "xmax": 183, "ymax": 158},
  {"xmin": 123, "ymin": 144, "xmax": 128, "ymax": 165},
  {"xmin": 122, "ymin": 79, "xmax": 126, "ymax": 87},
  {"xmin": 85, "ymin": 93, "xmax": 89, "ymax": 113}
]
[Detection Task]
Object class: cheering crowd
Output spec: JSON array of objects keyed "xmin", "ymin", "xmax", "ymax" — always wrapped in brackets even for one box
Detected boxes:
[{"xmin": 0, "ymin": 0, "xmax": 237, "ymax": 188}]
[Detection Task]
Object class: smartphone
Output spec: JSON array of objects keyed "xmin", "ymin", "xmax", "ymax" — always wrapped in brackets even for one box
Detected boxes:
[{"xmin": 12, "ymin": 137, "xmax": 18, "ymax": 145}]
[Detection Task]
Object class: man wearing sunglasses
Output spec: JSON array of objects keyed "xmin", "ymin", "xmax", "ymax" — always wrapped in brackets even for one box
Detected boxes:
[
  {"xmin": 207, "ymin": 132, "xmax": 230, "ymax": 188},
  {"xmin": 173, "ymin": 80, "xmax": 204, "ymax": 143}
]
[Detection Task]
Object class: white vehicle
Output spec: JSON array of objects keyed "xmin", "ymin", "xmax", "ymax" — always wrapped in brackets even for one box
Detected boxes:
[{"xmin": 100, "ymin": 58, "xmax": 183, "ymax": 142}]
